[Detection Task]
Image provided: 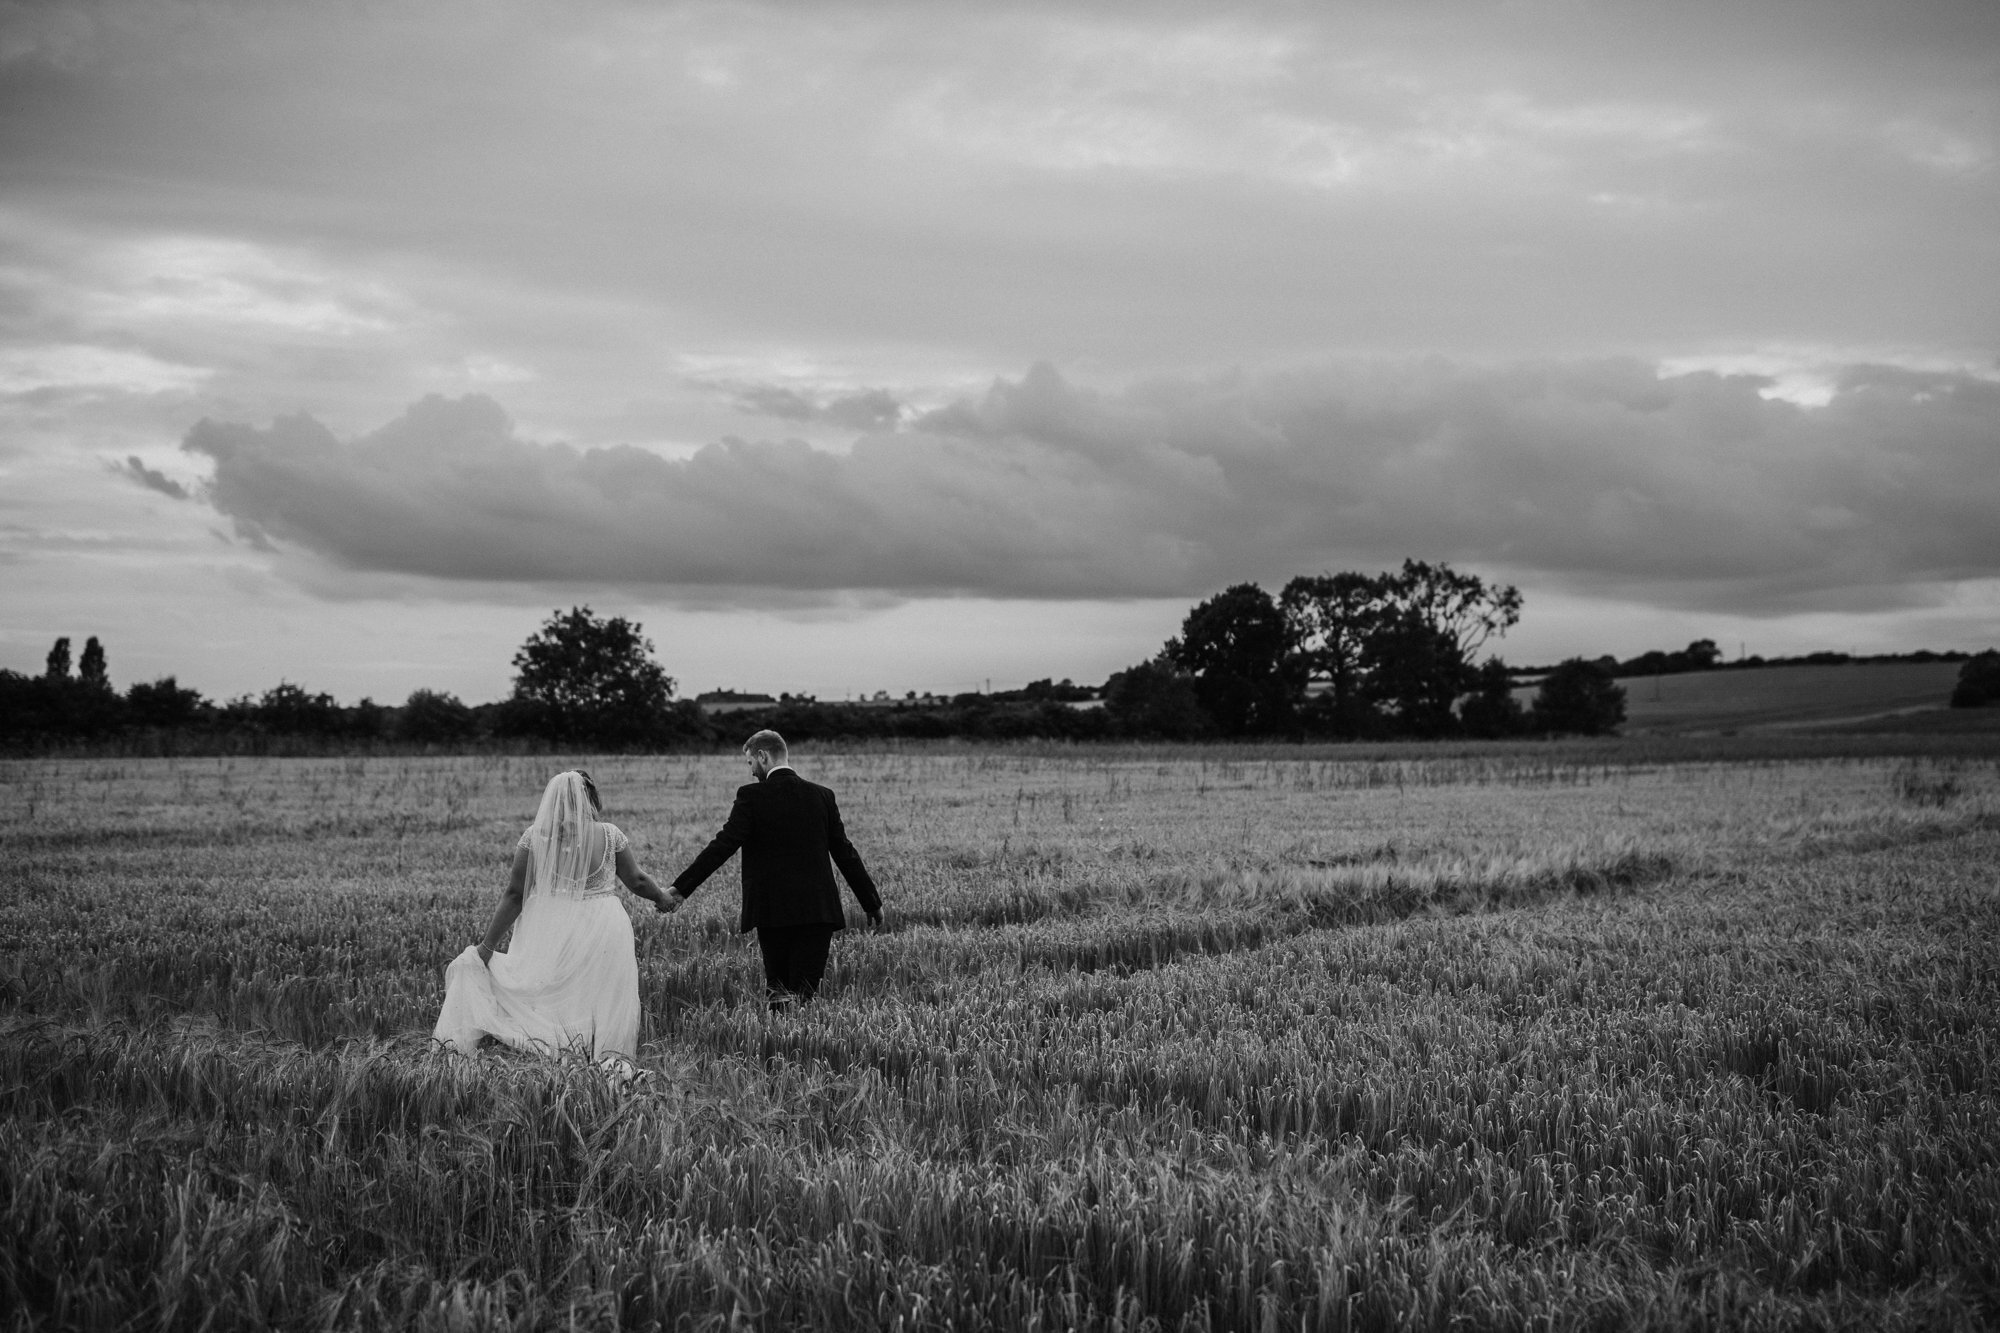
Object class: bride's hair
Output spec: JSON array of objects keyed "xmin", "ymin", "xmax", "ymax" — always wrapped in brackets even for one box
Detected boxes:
[{"xmin": 526, "ymin": 770, "xmax": 609, "ymax": 899}]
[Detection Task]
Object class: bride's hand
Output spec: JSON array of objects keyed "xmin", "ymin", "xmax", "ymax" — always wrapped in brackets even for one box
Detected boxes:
[{"xmin": 478, "ymin": 944, "xmax": 494, "ymax": 966}]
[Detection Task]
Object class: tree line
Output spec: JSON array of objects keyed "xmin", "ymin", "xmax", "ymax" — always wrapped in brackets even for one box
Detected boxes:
[
  {"xmin": 737, "ymin": 561, "xmax": 1625, "ymax": 743},
  {"xmin": 1591, "ymin": 637, "xmax": 1978, "ymax": 680},
  {"xmin": 0, "ymin": 614, "xmax": 700, "ymax": 752},
  {"xmin": 1098, "ymin": 560, "xmax": 1621, "ymax": 740},
  {"xmin": 3, "ymin": 562, "xmax": 1642, "ymax": 752}
]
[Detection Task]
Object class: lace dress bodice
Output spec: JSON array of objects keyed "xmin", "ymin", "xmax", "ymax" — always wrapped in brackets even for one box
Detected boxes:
[{"xmin": 516, "ymin": 821, "xmax": 629, "ymax": 898}]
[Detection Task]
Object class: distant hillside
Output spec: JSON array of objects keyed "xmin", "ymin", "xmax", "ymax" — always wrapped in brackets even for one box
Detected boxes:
[{"xmin": 1518, "ymin": 661, "xmax": 1972, "ymax": 734}]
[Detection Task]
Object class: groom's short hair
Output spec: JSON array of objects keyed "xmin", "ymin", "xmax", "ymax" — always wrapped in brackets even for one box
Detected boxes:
[{"xmin": 743, "ymin": 729, "xmax": 787, "ymax": 762}]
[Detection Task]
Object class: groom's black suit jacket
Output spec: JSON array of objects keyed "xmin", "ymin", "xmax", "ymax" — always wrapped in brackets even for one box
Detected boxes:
[{"xmin": 672, "ymin": 767, "xmax": 881, "ymax": 933}]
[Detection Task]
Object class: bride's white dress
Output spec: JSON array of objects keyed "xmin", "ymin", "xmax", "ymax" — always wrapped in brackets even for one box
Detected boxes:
[{"xmin": 433, "ymin": 822, "xmax": 640, "ymax": 1062}]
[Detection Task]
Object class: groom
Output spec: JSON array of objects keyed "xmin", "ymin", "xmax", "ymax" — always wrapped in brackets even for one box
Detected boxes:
[{"xmin": 663, "ymin": 729, "xmax": 883, "ymax": 1009}]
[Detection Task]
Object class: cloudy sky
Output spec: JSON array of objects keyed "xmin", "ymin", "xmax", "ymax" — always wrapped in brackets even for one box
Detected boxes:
[{"xmin": 3, "ymin": 0, "xmax": 1996, "ymax": 705}]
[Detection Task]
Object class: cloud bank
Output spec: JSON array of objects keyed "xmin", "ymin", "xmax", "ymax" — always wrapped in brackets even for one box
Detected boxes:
[{"xmin": 183, "ymin": 359, "xmax": 1998, "ymax": 614}]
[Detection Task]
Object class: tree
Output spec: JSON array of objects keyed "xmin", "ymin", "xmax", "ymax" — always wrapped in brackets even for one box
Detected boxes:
[
  {"xmin": 257, "ymin": 682, "xmax": 345, "ymax": 735},
  {"xmin": 78, "ymin": 637, "xmax": 109, "ymax": 691},
  {"xmin": 1531, "ymin": 659, "xmax": 1628, "ymax": 735},
  {"xmin": 0, "ymin": 671, "xmax": 54, "ymax": 740},
  {"xmin": 1369, "ymin": 561, "xmax": 1521, "ymax": 735},
  {"xmin": 1950, "ymin": 651, "xmax": 2000, "ymax": 708},
  {"xmin": 1281, "ymin": 560, "xmax": 1522, "ymax": 737},
  {"xmin": 1386, "ymin": 559, "xmax": 1523, "ymax": 665},
  {"xmin": 19, "ymin": 635, "xmax": 122, "ymax": 737},
  {"xmin": 347, "ymin": 697, "xmax": 390, "ymax": 740},
  {"xmin": 126, "ymin": 677, "xmax": 209, "ymax": 729},
  {"xmin": 1619, "ymin": 638, "xmax": 1724, "ymax": 677},
  {"xmin": 503, "ymin": 606, "xmax": 693, "ymax": 747},
  {"xmin": 1018, "ymin": 677, "xmax": 1096, "ymax": 703},
  {"xmin": 1364, "ymin": 614, "xmax": 1465, "ymax": 736},
  {"xmin": 1457, "ymin": 658, "xmax": 1527, "ymax": 738},
  {"xmin": 1281, "ymin": 572, "xmax": 1387, "ymax": 737},
  {"xmin": 1163, "ymin": 583, "xmax": 1299, "ymax": 736},
  {"xmin": 400, "ymin": 688, "xmax": 478, "ymax": 743},
  {"xmin": 1102, "ymin": 660, "xmax": 1211, "ymax": 739}
]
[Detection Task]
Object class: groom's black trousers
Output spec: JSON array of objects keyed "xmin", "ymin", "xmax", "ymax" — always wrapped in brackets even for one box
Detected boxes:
[{"xmin": 757, "ymin": 923, "xmax": 835, "ymax": 1007}]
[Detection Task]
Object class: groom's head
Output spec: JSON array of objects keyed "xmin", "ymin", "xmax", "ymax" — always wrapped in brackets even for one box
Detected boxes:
[{"xmin": 743, "ymin": 729, "xmax": 788, "ymax": 780}]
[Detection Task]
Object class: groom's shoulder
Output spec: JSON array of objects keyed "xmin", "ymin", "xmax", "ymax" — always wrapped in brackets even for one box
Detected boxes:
[{"xmin": 774, "ymin": 773, "xmax": 839, "ymax": 803}]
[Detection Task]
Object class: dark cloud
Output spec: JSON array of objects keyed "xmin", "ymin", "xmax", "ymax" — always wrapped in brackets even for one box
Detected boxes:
[
  {"xmin": 735, "ymin": 385, "xmax": 905, "ymax": 432},
  {"xmin": 733, "ymin": 386, "xmax": 818, "ymax": 421},
  {"xmin": 183, "ymin": 361, "xmax": 2000, "ymax": 613},
  {"xmin": 114, "ymin": 455, "xmax": 188, "ymax": 499}
]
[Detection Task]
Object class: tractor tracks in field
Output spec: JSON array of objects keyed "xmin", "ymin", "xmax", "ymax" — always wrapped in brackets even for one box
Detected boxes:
[
  {"xmin": 853, "ymin": 848, "xmax": 1684, "ymax": 990},
  {"xmin": 861, "ymin": 804, "xmax": 1999, "ymax": 989}
]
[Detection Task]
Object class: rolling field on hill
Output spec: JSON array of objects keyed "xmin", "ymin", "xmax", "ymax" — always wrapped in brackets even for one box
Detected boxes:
[
  {"xmin": 4, "ymin": 746, "xmax": 1998, "ymax": 1330},
  {"xmin": 1528, "ymin": 661, "xmax": 1976, "ymax": 734}
]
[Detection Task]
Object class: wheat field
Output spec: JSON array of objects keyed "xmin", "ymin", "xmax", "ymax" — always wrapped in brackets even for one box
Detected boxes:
[{"xmin": 3, "ymin": 746, "xmax": 1998, "ymax": 1330}]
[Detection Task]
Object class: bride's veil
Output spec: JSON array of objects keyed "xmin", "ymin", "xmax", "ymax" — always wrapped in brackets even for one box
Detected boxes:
[{"xmin": 524, "ymin": 770, "xmax": 608, "ymax": 900}]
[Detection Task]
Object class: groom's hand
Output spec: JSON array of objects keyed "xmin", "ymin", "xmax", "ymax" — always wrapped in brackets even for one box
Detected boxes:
[{"xmin": 866, "ymin": 908, "xmax": 883, "ymax": 930}]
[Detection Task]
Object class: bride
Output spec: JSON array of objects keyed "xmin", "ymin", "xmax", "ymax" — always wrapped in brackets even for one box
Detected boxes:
[{"xmin": 433, "ymin": 769, "xmax": 673, "ymax": 1065}]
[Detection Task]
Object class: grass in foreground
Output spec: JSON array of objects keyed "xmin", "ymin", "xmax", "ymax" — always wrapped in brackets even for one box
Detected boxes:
[{"xmin": 2, "ymin": 748, "xmax": 1997, "ymax": 1330}]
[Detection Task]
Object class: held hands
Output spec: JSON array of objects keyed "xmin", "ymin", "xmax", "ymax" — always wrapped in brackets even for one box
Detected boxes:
[{"xmin": 656, "ymin": 891, "xmax": 684, "ymax": 916}]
